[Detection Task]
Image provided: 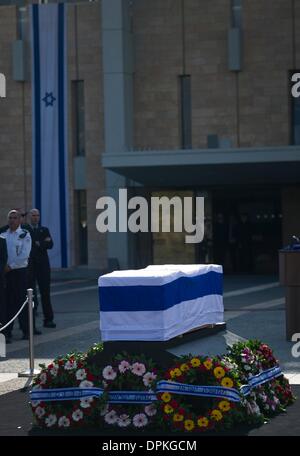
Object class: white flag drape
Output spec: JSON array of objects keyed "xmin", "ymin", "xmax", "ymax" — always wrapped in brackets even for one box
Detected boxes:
[{"xmin": 31, "ymin": 3, "xmax": 69, "ymax": 268}]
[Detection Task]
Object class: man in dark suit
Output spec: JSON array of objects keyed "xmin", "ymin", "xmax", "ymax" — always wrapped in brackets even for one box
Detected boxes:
[
  {"xmin": 28, "ymin": 209, "xmax": 56, "ymax": 328},
  {"xmin": 0, "ymin": 236, "xmax": 7, "ymax": 335}
]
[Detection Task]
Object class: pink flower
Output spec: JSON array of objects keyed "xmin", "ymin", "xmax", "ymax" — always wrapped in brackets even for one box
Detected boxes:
[
  {"xmin": 102, "ymin": 365, "xmax": 117, "ymax": 380},
  {"xmin": 72, "ymin": 409, "xmax": 83, "ymax": 422},
  {"xmin": 117, "ymin": 414, "xmax": 131, "ymax": 427},
  {"xmin": 104, "ymin": 410, "xmax": 118, "ymax": 424},
  {"xmin": 143, "ymin": 372, "xmax": 157, "ymax": 387},
  {"xmin": 133, "ymin": 413, "xmax": 148, "ymax": 428},
  {"xmin": 131, "ymin": 363, "xmax": 146, "ymax": 376},
  {"xmin": 118, "ymin": 360, "xmax": 131, "ymax": 373},
  {"xmin": 144, "ymin": 404, "xmax": 157, "ymax": 417},
  {"xmin": 35, "ymin": 406, "xmax": 45, "ymax": 418}
]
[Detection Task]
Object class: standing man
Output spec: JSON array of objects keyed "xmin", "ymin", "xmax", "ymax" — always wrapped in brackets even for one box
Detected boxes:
[
  {"xmin": 28, "ymin": 209, "xmax": 56, "ymax": 328},
  {"xmin": 1, "ymin": 210, "xmax": 39, "ymax": 341},
  {"xmin": 0, "ymin": 236, "xmax": 7, "ymax": 334}
]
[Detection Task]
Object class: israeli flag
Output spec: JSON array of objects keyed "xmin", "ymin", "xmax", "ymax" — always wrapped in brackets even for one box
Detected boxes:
[
  {"xmin": 99, "ymin": 264, "xmax": 224, "ymax": 341},
  {"xmin": 31, "ymin": 4, "xmax": 69, "ymax": 268}
]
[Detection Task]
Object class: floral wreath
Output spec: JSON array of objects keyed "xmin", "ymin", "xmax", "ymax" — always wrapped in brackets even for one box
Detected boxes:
[
  {"xmin": 226, "ymin": 340, "xmax": 295, "ymax": 422},
  {"xmin": 157, "ymin": 355, "xmax": 241, "ymax": 433},
  {"xmin": 30, "ymin": 351, "xmax": 106, "ymax": 429},
  {"xmin": 100, "ymin": 353, "xmax": 158, "ymax": 429}
]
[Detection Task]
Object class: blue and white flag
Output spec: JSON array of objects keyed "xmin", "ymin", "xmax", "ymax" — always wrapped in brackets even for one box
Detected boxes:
[{"xmin": 31, "ymin": 4, "xmax": 69, "ymax": 268}]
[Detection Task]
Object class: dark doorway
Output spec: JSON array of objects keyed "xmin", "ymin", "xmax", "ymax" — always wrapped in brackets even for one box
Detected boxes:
[{"xmin": 212, "ymin": 187, "xmax": 282, "ymax": 274}]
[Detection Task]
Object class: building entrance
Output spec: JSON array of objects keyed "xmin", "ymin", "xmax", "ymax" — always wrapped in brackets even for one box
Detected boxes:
[{"xmin": 212, "ymin": 187, "xmax": 282, "ymax": 274}]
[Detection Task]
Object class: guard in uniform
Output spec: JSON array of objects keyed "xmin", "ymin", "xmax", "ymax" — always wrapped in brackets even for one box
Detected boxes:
[
  {"xmin": 1, "ymin": 210, "xmax": 34, "ymax": 341},
  {"xmin": 0, "ymin": 237, "xmax": 7, "ymax": 333},
  {"xmin": 28, "ymin": 209, "xmax": 56, "ymax": 328}
]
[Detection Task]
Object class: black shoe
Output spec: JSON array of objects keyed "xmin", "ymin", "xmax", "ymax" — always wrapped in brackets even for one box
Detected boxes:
[
  {"xmin": 6, "ymin": 337, "xmax": 12, "ymax": 344},
  {"xmin": 34, "ymin": 329, "xmax": 42, "ymax": 335},
  {"xmin": 43, "ymin": 321, "xmax": 56, "ymax": 328},
  {"xmin": 22, "ymin": 334, "xmax": 29, "ymax": 340}
]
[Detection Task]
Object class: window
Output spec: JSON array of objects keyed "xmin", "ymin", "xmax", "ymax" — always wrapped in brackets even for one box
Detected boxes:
[
  {"xmin": 72, "ymin": 80, "xmax": 85, "ymax": 157},
  {"xmin": 75, "ymin": 190, "xmax": 88, "ymax": 265},
  {"xmin": 179, "ymin": 75, "xmax": 192, "ymax": 149},
  {"xmin": 231, "ymin": 0, "xmax": 242, "ymax": 28}
]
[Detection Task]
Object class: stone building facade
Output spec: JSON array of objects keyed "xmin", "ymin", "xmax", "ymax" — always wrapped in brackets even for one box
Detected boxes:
[{"xmin": 0, "ymin": 0, "xmax": 299, "ymax": 274}]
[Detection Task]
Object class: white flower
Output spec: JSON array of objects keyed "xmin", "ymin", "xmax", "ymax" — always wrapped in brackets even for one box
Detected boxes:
[
  {"xmin": 64, "ymin": 360, "xmax": 77, "ymax": 370},
  {"xmin": 31, "ymin": 384, "xmax": 42, "ymax": 390},
  {"xmin": 39, "ymin": 373, "xmax": 47, "ymax": 385},
  {"xmin": 35, "ymin": 406, "xmax": 46, "ymax": 418},
  {"xmin": 104, "ymin": 410, "xmax": 118, "ymax": 424},
  {"xmin": 103, "ymin": 365, "xmax": 117, "ymax": 380},
  {"xmin": 144, "ymin": 404, "xmax": 157, "ymax": 417},
  {"xmin": 49, "ymin": 367, "xmax": 58, "ymax": 377},
  {"xmin": 133, "ymin": 413, "xmax": 148, "ymax": 428},
  {"xmin": 118, "ymin": 360, "xmax": 131, "ymax": 373},
  {"xmin": 72, "ymin": 409, "xmax": 83, "ymax": 422},
  {"xmin": 80, "ymin": 397, "xmax": 93, "ymax": 408},
  {"xmin": 131, "ymin": 363, "xmax": 146, "ymax": 376},
  {"xmin": 31, "ymin": 400, "xmax": 41, "ymax": 408},
  {"xmin": 100, "ymin": 404, "xmax": 109, "ymax": 416},
  {"xmin": 58, "ymin": 416, "xmax": 70, "ymax": 428},
  {"xmin": 76, "ymin": 369, "xmax": 87, "ymax": 381},
  {"xmin": 79, "ymin": 380, "xmax": 94, "ymax": 388},
  {"xmin": 143, "ymin": 372, "xmax": 157, "ymax": 387},
  {"xmin": 117, "ymin": 414, "xmax": 131, "ymax": 427},
  {"xmin": 45, "ymin": 414, "xmax": 57, "ymax": 427}
]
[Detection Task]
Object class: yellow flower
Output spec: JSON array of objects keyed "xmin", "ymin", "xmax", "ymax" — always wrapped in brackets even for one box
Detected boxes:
[
  {"xmin": 184, "ymin": 419, "xmax": 195, "ymax": 431},
  {"xmin": 164, "ymin": 404, "xmax": 174, "ymax": 414},
  {"xmin": 197, "ymin": 417, "xmax": 209, "ymax": 428},
  {"xmin": 219, "ymin": 400, "xmax": 231, "ymax": 412},
  {"xmin": 161, "ymin": 392, "xmax": 171, "ymax": 403},
  {"xmin": 173, "ymin": 368, "xmax": 182, "ymax": 377},
  {"xmin": 169, "ymin": 370, "xmax": 176, "ymax": 379},
  {"xmin": 214, "ymin": 366, "xmax": 225, "ymax": 379},
  {"xmin": 180, "ymin": 363, "xmax": 190, "ymax": 372},
  {"xmin": 203, "ymin": 359, "xmax": 213, "ymax": 370},
  {"xmin": 190, "ymin": 358, "xmax": 201, "ymax": 367},
  {"xmin": 173, "ymin": 413, "xmax": 184, "ymax": 422},
  {"xmin": 221, "ymin": 377, "xmax": 234, "ymax": 388},
  {"xmin": 211, "ymin": 409, "xmax": 223, "ymax": 421}
]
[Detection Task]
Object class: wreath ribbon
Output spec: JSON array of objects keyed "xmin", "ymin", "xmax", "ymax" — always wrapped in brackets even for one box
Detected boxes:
[{"xmin": 30, "ymin": 366, "xmax": 282, "ymax": 403}]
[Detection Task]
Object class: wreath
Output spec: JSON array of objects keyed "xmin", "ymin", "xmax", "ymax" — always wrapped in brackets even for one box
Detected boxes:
[
  {"xmin": 100, "ymin": 353, "xmax": 158, "ymax": 429},
  {"xmin": 157, "ymin": 355, "xmax": 242, "ymax": 433},
  {"xmin": 226, "ymin": 340, "xmax": 295, "ymax": 421},
  {"xmin": 30, "ymin": 350, "xmax": 106, "ymax": 429}
]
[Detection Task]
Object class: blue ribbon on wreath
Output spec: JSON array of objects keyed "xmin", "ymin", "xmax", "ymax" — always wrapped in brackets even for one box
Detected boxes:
[{"xmin": 29, "ymin": 366, "xmax": 282, "ymax": 404}]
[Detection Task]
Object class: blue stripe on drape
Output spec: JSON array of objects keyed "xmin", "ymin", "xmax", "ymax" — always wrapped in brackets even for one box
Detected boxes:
[{"xmin": 99, "ymin": 271, "xmax": 223, "ymax": 312}]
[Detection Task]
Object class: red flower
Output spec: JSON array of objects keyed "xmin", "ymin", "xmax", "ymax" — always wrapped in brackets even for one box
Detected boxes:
[
  {"xmin": 47, "ymin": 363, "xmax": 54, "ymax": 370},
  {"xmin": 170, "ymin": 400, "xmax": 179, "ymax": 409},
  {"xmin": 86, "ymin": 373, "xmax": 94, "ymax": 381}
]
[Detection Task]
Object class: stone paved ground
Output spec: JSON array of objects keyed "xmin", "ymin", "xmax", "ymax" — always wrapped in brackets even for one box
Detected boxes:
[{"xmin": 1, "ymin": 273, "xmax": 300, "ymax": 397}]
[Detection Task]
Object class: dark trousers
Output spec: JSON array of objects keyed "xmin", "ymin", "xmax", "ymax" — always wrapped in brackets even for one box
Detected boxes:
[
  {"xmin": 0, "ymin": 275, "xmax": 6, "ymax": 329},
  {"xmin": 5, "ymin": 268, "xmax": 28, "ymax": 337},
  {"xmin": 28, "ymin": 260, "xmax": 54, "ymax": 322}
]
